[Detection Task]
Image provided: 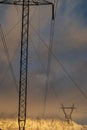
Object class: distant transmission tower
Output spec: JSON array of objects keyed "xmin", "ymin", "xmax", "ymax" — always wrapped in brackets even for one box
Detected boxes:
[
  {"xmin": 0, "ymin": 0, "xmax": 54, "ymax": 130},
  {"xmin": 61, "ymin": 104, "xmax": 76, "ymax": 124}
]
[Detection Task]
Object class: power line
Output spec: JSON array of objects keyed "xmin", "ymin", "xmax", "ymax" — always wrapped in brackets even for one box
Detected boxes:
[
  {"xmin": 43, "ymin": 0, "xmax": 59, "ymax": 115},
  {"xmin": 0, "ymin": 6, "xmax": 35, "ymax": 44},
  {"xmin": 29, "ymin": 6, "xmax": 62, "ymax": 115},
  {"xmin": 30, "ymin": 38, "xmax": 46, "ymax": 73},
  {"xmin": 1, "ymin": 0, "xmax": 86, "ymax": 101},
  {"xmin": 43, "ymin": 19, "xmax": 55, "ymax": 116},
  {"xmin": 0, "ymin": 24, "xmax": 18, "ymax": 93},
  {"xmin": 1, "ymin": 0, "xmax": 86, "ymax": 118},
  {"xmin": 0, "ymin": 6, "xmax": 38, "ymax": 93},
  {"xmin": 29, "ymin": 17, "xmax": 87, "ymax": 101},
  {"xmin": 30, "ymin": 25, "xmax": 62, "ymax": 110},
  {"xmin": 43, "ymin": 0, "xmax": 61, "ymax": 116},
  {"xmin": 2, "ymin": 20, "xmax": 21, "ymax": 41},
  {"xmin": 0, "ymin": 40, "xmax": 20, "ymax": 91}
]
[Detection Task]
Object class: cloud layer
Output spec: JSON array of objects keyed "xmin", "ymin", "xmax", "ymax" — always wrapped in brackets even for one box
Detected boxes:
[{"xmin": 0, "ymin": 0, "xmax": 87, "ymax": 125}]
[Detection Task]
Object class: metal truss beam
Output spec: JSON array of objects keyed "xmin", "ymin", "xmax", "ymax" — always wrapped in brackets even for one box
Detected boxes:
[{"xmin": 0, "ymin": 0, "xmax": 53, "ymax": 6}]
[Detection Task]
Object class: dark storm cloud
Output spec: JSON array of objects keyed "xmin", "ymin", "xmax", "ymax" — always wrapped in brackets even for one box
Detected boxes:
[{"xmin": 0, "ymin": 0, "xmax": 87, "ymax": 124}]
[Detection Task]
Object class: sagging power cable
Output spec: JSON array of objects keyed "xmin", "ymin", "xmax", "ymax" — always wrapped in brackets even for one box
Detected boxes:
[
  {"xmin": 43, "ymin": 0, "xmax": 60, "ymax": 116},
  {"xmin": 0, "ymin": 24, "xmax": 18, "ymax": 93},
  {"xmin": 30, "ymin": 38, "xmax": 46, "ymax": 73},
  {"xmin": 0, "ymin": 6, "xmax": 38, "ymax": 92},
  {"xmin": 29, "ymin": 11, "xmax": 87, "ymax": 102},
  {"xmin": 4, "ymin": 0, "xmax": 86, "ymax": 114}
]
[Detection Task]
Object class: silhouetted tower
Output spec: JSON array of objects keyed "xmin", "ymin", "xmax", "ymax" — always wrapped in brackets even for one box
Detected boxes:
[
  {"xmin": 0, "ymin": 0, "xmax": 54, "ymax": 130},
  {"xmin": 61, "ymin": 104, "xmax": 76, "ymax": 124}
]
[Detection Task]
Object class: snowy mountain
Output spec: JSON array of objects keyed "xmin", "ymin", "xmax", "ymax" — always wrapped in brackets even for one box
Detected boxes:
[{"xmin": 0, "ymin": 118, "xmax": 86, "ymax": 130}]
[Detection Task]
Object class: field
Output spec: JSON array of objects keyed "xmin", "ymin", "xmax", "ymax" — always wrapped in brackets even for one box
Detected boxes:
[{"xmin": 0, "ymin": 118, "xmax": 86, "ymax": 130}]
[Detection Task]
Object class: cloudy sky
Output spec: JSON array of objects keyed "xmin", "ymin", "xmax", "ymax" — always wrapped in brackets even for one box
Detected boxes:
[{"xmin": 0, "ymin": 0, "xmax": 87, "ymax": 125}]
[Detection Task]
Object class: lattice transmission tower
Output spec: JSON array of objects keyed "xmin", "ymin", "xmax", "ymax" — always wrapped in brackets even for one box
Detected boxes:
[
  {"xmin": 61, "ymin": 104, "xmax": 76, "ymax": 124},
  {"xmin": 0, "ymin": 0, "xmax": 54, "ymax": 130}
]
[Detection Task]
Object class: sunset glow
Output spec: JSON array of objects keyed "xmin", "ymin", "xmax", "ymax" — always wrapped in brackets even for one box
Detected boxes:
[{"xmin": 0, "ymin": 0, "xmax": 87, "ymax": 128}]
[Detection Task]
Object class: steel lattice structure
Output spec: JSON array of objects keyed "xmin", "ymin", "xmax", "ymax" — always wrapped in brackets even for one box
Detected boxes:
[
  {"xmin": 0, "ymin": 0, "xmax": 54, "ymax": 130},
  {"xmin": 61, "ymin": 104, "xmax": 76, "ymax": 124},
  {"xmin": 18, "ymin": 0, "xmax": 29, "ymax": 130}
]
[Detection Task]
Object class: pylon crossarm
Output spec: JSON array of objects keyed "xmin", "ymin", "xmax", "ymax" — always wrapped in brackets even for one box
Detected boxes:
[{"xmin": 0, "ymin": 0, "xmax": 53, "ymax": 5}]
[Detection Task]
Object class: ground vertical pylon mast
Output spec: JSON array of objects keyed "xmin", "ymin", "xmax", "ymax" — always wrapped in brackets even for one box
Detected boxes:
[
  {"xmin": 0, "ymin": 0, "xmax": 54, "ymax": 130},
  {"xmin": 18, "ymin": 0, "xmax": 29, "ymax": 130}
]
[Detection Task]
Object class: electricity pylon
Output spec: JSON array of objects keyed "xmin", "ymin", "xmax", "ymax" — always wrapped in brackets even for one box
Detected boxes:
[
  {"xmin": 61, "ymin": 104, "xmax": 76, "ymax": 130},
  {"xmin": 61, "ymin": 104, "xmax": 76, "ymax": 124},
  {"xmin": 0, "ymin": 0, "xmax": 54, "ymax": 130}
]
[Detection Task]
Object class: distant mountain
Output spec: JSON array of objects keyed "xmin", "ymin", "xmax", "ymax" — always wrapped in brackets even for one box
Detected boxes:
[{"xmin": 0, "ymin": 118, "xmax": 87, "ymax": 130}]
